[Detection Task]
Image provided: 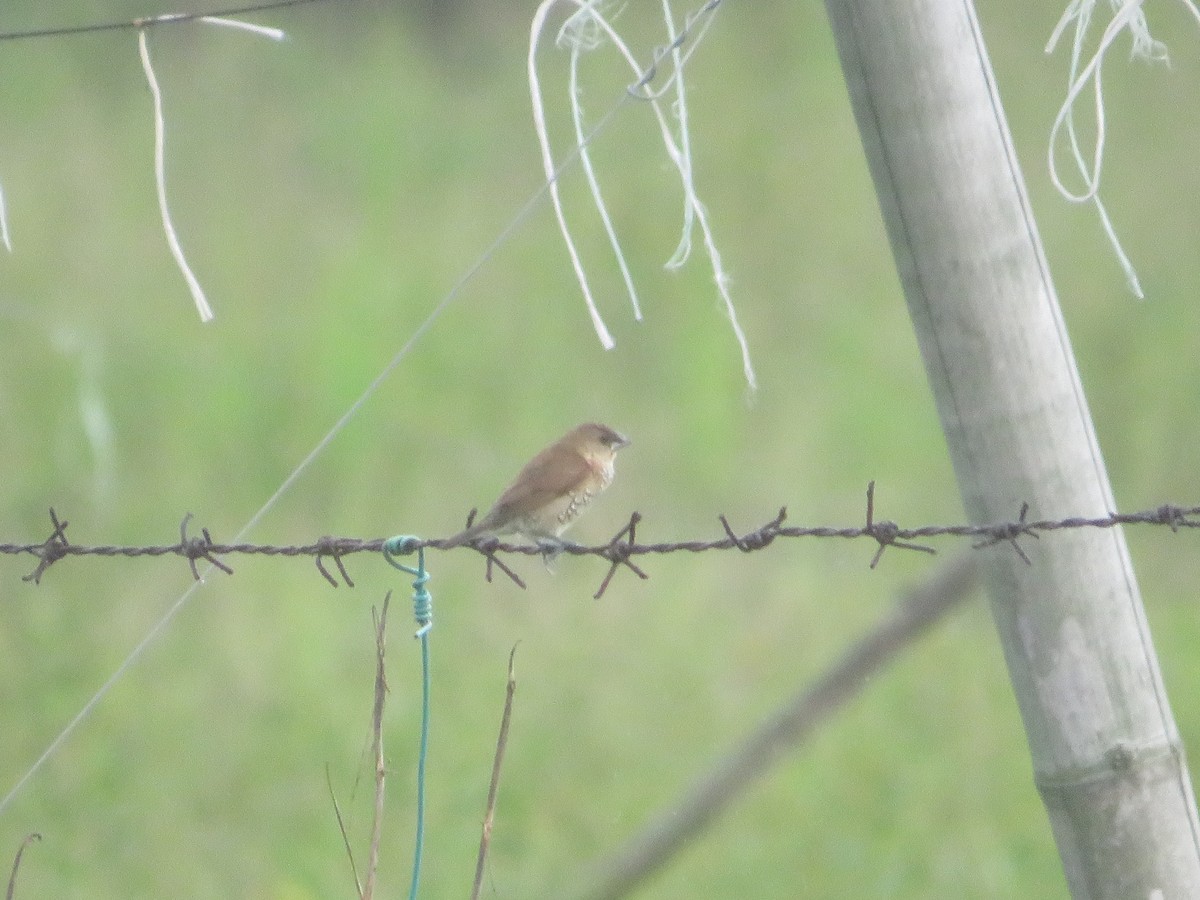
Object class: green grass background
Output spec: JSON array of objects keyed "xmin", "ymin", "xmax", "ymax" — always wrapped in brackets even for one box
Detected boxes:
[{"xmin": 1, "ymin": 1, "xmax": 1199, "ymax": 897}]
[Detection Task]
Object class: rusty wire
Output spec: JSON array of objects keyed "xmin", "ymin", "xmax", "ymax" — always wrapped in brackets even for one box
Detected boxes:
[{"xmin": 2, "ymin": 484, "xmax": 1197, "ymax": 599}]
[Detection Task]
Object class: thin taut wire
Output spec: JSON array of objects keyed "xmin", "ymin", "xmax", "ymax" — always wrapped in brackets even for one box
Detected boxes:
[{"xmin": 0, "ymin": 0, "xmax": 331, "ymax": 41}]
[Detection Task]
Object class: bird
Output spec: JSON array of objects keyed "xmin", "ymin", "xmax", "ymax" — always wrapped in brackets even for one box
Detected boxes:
[{"xmin": 441, "ymin": 422, "xmax": 630, "ymax": 550}]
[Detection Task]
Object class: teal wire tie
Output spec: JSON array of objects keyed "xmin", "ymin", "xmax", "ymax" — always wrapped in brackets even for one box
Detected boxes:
[
  {"xmin": 384, "ymin": 535, "xmax": 432, "ymax": 637},
  {"xmin": 383, "ymin": 535, "xmax": 433, "ymax": 900}
]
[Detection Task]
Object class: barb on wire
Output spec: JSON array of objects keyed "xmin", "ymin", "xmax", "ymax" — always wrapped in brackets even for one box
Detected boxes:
[
  {"xmin": 178, "ymin": 513, "xmax": 234, "ymax": 579},
  {"xmin": 20, "ymin": 508, "xmax": 70, "ymax": 585},
  {"xmin": 4, "ymin": 487, "xmax": 1199, "ymax": 597},
  {"xmin": 972, "ymin": 501, "xmax": 1036, "ymax": 565},
  {"xmin": 592, "ymin": 511, "xmax": 649, "ymax": 600},
  {"xmin": 315, "ymin": 535, "xmax": 355, "ymax": 588},
  {"xmin": 862, "ymin": 480, "xmax": 936, "ymax": 568}
]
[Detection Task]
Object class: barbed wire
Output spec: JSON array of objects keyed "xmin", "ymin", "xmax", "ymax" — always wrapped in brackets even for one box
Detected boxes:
[
  {"xmin": 3, "ymin": 485, "xmax": 1197, "ymax": 599},
  {"xmin": 0, "ymin": 0, "xmax": 332, "ymax": 42}
]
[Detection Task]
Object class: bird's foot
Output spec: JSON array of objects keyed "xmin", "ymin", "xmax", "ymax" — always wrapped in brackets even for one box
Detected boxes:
[{"xmin": 534, "ymin": 537, "xmax": 581, "ymax": 570}]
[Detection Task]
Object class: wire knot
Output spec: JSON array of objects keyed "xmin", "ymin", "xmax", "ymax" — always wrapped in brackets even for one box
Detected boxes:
[{"xmin": 383, "ymin": 535, "xmax": 433, "ymax": 636}]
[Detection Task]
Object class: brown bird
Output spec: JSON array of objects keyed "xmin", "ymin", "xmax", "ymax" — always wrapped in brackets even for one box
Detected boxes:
[{"xmin": 442, "ymin": 423, "xmax": 630, "ymax": 549}]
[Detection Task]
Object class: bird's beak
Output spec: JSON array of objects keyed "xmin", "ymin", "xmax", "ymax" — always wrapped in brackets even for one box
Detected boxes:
[{"xmin": 614, "ymin": 432, "xmax": 631, "ymax": 449}]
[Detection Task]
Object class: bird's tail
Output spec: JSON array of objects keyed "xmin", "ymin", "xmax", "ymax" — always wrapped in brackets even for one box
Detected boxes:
[{"xmin": 440, "ymin": 521, "xmax": 491, "ymax": 550}]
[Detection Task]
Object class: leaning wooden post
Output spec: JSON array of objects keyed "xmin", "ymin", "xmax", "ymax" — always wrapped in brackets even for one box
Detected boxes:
[{"xmin": 823, "ymin": 0, "xmax": 1200, "ymax": 894}]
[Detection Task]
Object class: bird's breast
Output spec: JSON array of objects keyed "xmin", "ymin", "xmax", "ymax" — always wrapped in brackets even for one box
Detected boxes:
[
  {"xmin": 560, "ymin": 490, "xmax": 592, "ymax": 526},
  {"xmin": 597, "ymin": 457, "xmax": 615, "ymax": 490}
]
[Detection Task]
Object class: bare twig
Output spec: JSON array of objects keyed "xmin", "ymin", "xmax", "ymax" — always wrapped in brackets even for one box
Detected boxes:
[
  {"xmin": 6, "ymin": 833, "xmax": 41, "ymax": 900},
  {"xmin": 472, "ymin": 644, "xmax": 521, "ymax": 900},
  {"xmin": 326, "ymin": 764, "xmax": 364, "ymax": 899},
  {"xmin": 573, "ymin": 553, "xmax": 982, "ymax": 900},
  {"xmin": 364, "ymin": 593, "xmax": 391, "ymax": 900}
]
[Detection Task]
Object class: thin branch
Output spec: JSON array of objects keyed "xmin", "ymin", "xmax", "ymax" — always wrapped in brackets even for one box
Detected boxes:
[
  {"xmin": 364, "ymin": 594, "xmax": 391, "ymax": 900},
  {"xmin": 574, "ymin": 553, "xmax": 982, "ymax": 900},
  {"xmin": 326, "ymin": 764, "xmax": 365, "ymax": 899},
  {"xmin": 472, "ymin": 644, "xmax": 521, "ymax": 900},
  {"xmin": 6, "ymin": 833, "xmax": 41, "ymax": 900}
]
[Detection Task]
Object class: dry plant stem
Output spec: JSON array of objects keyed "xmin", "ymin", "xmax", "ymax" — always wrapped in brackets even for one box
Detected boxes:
[
  {"xmin": 471, "ymin": 645, "xmax": 520, "ymax": 900},
  {"xmin": 6, "ymin": 834, "xmax": 40, "ymax": 900},
  {"xmin": 326, "ymin": 765, "xmax": 364, "ymax": 898},
  {"xmin": 574, "ymin": 554, "xmax": 980, "ymax": 900},
  {"xmin": 364, "ymin": 594, "xmax": 391, "ymax": 900}
]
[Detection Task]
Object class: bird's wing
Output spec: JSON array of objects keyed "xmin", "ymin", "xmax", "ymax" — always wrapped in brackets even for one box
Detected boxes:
[{"xmin": 490, "ymin": 446, "xmax": 592, "ymax": 519}]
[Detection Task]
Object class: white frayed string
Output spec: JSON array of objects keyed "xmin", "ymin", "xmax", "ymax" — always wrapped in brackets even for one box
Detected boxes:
[
  {"xmin": 138, "ymin": 28, "xmax": 215, "ymax": 322},
  {"xmin": 1044, "ymin": 0, "xmax": 1195, "ymax": 299},
  {"xmin": 137, "ymin": 16, "xmax": 286, "ymax": 322},
  {"xmin": 645, "ymin": 1, "xmax": 754, "ymax": 390},
  {"xmin": 659, "ymin": 0, "xmax": 695, "ymax": 270},
  {"xmin": 199, "ymin": 16, "xmax": 286, "ymax": 41},
  {"xmin": 1047, "ymin": 0, "xmax": 1154, "ymax": 204},
  {"xmin": 0, "ymin": 181, "xmax": 12, "ymax": 252},
  {"xmin": 562, "ymin": 8, "xmax": 642, "ymax": 320},
  {"xmin": 1180, "ymin": 0, "xmax": 1200, "ymax": 26},
  {"xmin": 532, "ymin": 0, "xmax": 756, "ymax": 388},
  {"xmin": 530, "ymin": 0, "xmax": 616, "ymax": 349}
]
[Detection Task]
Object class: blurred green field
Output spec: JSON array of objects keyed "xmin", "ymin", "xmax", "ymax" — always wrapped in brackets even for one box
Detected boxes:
[{"xmin": 1, "ymin": 2, "xmax": 1199, "ymax": 897}]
